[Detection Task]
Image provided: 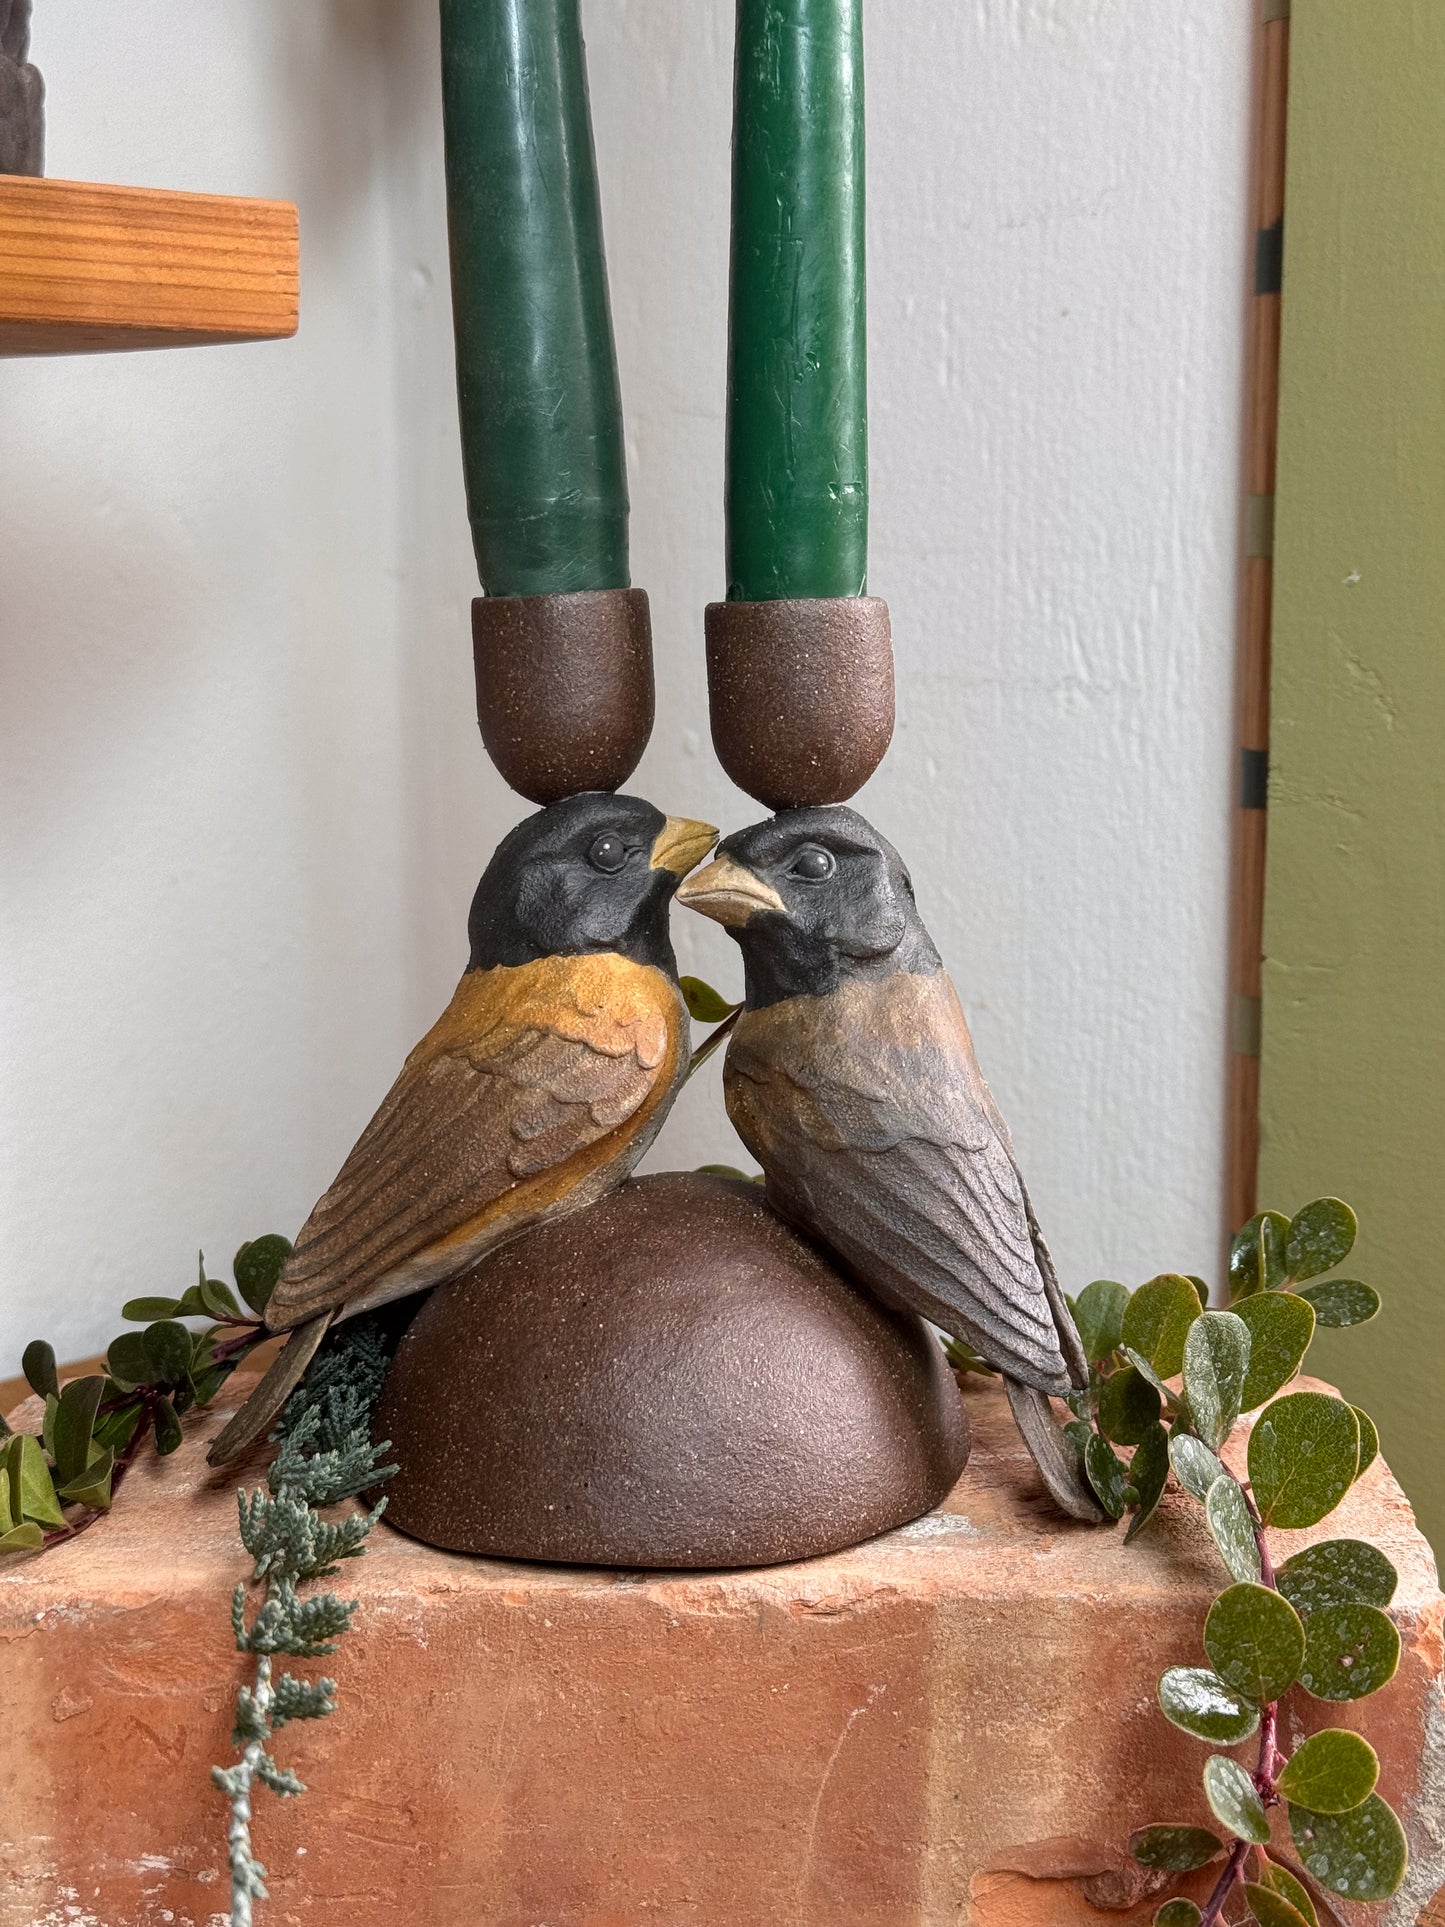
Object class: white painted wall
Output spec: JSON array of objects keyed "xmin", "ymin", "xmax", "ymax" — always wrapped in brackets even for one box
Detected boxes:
[{"xmin": 0, "ymin": 0, "xmax": 1252, "ymax": 1370}]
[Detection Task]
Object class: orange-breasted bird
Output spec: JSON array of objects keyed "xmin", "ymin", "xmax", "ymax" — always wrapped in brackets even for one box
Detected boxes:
[
  {"xmin": 676, "ymin": 806, "xmax": 1102, "ymax": 1520},
  {"xmin": 209, "ymin": 793, "xmax": 717, "ymax": 1465}
]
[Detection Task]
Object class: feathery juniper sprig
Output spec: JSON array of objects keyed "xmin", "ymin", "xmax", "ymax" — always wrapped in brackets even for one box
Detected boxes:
[{"xmin": 213, "ymin": 1318, "xmax": 397, "ymax": 1927}]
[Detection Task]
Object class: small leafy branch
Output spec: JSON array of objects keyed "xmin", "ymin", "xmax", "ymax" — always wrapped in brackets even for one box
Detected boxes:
[
  {"xmin": 679, "ymin": 973, "xmax": 742, "ymax": 1080},
  {"xmin": 1, "ymin": 1236, "xmax": 292, "ymax": 1553},
  {"xmin": 214, "ymin": 1319, "xmax": 397, "ymax": 1927},
  {"xmin": 1055, "ymin": 1199, "xmax": 1402, "ymax": 1924}
]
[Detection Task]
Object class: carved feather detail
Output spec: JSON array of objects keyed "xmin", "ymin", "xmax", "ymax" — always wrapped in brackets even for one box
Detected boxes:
[
  {"xmin": 724, "ymin": 970, "xmax": 1083, "ymax": 1396},
  {"xmin": 265, "ymin": 953, "xmax": 683, "ymax": 1330}
]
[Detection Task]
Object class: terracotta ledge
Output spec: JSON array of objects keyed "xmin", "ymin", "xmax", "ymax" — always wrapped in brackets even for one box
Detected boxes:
[{"xmin": 1, "ymin": 1375, "xmax": 1441, "ymax": 1926}]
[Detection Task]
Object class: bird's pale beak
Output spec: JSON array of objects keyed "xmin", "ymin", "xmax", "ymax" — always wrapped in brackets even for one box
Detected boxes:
[
  {"xmin": 649, "ymin": 816, "xmax": 719, "ymax": 877},
  {"xmin": 675, "ymin": 854, "xmax": 787, "ymax": 927}
]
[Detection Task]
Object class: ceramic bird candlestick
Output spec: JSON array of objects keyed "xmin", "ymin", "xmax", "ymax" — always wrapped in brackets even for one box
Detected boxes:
[
  {"xmin": 678, "ymin": 806, "xmax": 1104, "ymax": 1521},
  {"xmin": 209, "ymin": 794, "xmax": 716, "ymax": 1464}
]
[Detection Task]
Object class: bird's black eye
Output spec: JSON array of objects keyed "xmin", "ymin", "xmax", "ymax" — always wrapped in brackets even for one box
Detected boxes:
[
  {"xmin": 587, "ymin": 833, "xmax": 629, "ymax": 874},
  {"xmin": 788, "ymin": 846, "xmax": 836, "ymax": 882}
]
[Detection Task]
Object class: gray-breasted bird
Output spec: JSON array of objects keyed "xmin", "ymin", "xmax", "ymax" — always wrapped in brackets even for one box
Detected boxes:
[
  {"xmin": 676, "ymin": 806, "xmax": 1102, "ymax": 1521},
  {"xmin": 209, "ymin": 793, "xmax": 716, "ymax": 1465}
]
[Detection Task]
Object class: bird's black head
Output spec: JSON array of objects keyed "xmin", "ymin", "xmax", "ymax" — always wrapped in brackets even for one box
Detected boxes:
[
  {"xmin": 676, "ymin": 806, "xmax": 940, "ymax": 1006},
  {"xmin": 467, "ymin": 793, "xmax": 717, "ymax": 975}
]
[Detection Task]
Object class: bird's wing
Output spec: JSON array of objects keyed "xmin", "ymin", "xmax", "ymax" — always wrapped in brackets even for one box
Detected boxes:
[
  {"xmin": 724, "ymin": 970, "xmax": 1082, "ymax": 1395},
  {"xmin": 266, "ymin": 953, "xmax": 679, "ymax": 1328}
]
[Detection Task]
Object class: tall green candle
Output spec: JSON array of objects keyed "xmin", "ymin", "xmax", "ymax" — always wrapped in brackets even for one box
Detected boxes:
[
  {"xmin": 726, "ymin": 0, "xmax": 868, "ymax": 604},
  {"xmin": 440, "ymin": 0, "xmax": 629, "ymax": 597}
]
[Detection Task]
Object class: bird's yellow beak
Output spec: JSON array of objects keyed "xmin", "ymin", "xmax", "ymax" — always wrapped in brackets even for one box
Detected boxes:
[
  {"xmin": 675, "ymin": 854, "xmax": 786, "ymax": 927},
  {"xmin": 649, "ymin": 816, "xmax": 719, "ymax": 877}
]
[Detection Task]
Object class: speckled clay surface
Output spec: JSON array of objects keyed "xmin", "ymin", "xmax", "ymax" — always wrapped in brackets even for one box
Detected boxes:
[
  {"xmin": 375, "ymin": 1170, "xmax": 968, "ymax": 1568},
  {"xmin": 704, "ymin": 596, "xmax": 893, "ymax": 809},
  {"xmin": 471, "ymin": 586, "xmax": 654, "ymax": 803}
]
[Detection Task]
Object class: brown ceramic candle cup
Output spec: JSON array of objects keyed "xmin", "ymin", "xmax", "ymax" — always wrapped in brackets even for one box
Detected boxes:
[
  {"xmin": 704, "ymin": 595, "xmax": 894, "ymax": 810},
  {"xmin": 472, "ymin": 587, "xmax": 654, "ymax": 805}
]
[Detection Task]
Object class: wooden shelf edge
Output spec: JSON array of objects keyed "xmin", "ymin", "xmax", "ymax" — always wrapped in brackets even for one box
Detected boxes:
[{"xmin": 0, "ymin": 174, "xmax": 299, "ymax": 357}]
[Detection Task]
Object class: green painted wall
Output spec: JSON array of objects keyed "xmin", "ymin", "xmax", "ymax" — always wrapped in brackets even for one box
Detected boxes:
[{"xmin": 1261, "ymin": 0, "xmax": 1445, "ymax": 1557}]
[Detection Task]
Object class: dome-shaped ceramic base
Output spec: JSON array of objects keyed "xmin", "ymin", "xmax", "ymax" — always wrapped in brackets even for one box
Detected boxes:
[{"xmin": 375, "ymin": 1172, "xmax": 969, "ymax": 1570}]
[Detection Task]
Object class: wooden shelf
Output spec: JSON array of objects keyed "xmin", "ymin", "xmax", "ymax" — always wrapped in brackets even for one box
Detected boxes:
[{"xmin": 0, "ymin": 174, "xmax": 298, "ymax": 356}]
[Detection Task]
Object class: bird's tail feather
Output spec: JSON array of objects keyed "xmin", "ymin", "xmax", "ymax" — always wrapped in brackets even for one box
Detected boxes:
[
  {"xmin": 1018, "ymin": 1183, "xmax": 1090, "ymax": 1391},
  {"xmin": 206, "ymin": 1311, "xmax": 333, "ymax": 1467},
  {"xmin": 1004, "ymin": 1376, "xmax": 1106, "ymax": 1523}
]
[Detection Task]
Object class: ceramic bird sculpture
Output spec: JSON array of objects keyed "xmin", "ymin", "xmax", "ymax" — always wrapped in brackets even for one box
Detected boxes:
[
  {"xmin": 209, "ymin": 793, "xmax": 717, "ymax": 1465},
  {"xmin": 677, "ymin": 806, "xmax": 1103, "ymax": 1521}
]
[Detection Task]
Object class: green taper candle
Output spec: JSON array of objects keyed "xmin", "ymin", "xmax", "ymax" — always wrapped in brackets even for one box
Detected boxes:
[
  {"xmin": 440, "ymin": 0, "xmax": 629, "ymax": 596},
  {"xmin": 726, "ymin": 0, "xmax": 868, "ymax": 603}
]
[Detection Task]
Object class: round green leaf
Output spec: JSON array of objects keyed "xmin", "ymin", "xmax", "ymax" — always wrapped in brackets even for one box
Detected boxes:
[
  {"xmin": 1084, "ymin": 1433, "xmax": 1128, "ymax": 1519},
  {"xmin": 1351, "ymin": 1407, "xmax": 1378, "ymax": 1479},
  {"xmin": 1202, "ymin": 1753, "xmax": 1270, "ymax": 1843},
  {"xmin": 10, "ymin": 1433, "xmax": 65, "ymax": 1528},
  {"xmin": 697, "ymin": 1164, "xmax": 750, "ymax": 1181},
  {"xmin": 1277, "ymin": 1730, "xmax": 1379, "ymax": 1814},
  {"xmin": 1099, "ymin": 1366, "xmax": 1162, "ymax": 1445},
  {"xmin": 52, "ymin": 1375, "xmax": 104, "ymax": 1486},
  {"xmin": 1074, "ymin": 1279, "xmax": 1130, "ymax": 1363},
  {"xmin": 1129, "ymin": 1825, "xmax": 1223, "ymax": 1873},
  {"xmin": 1285, "ymin": 1198, "xmax": 1357, "ymax": 1282},
  {"xmin": 175, "ymin": 1283, "xmax": 211, "ymax": 1319},
  {"xmin": 1235, "ymin": 1291, "xmax": 1316, "ymax": 1411},
  {"xmin": 1242, "ymin": 1883, "xmax": 1312, "ymax": 1927},
  {"xmin": 1252, "ymin": 1856, "xmax": 1318, "ymax": 1925},
  {"xmin": 1299, "ymin": 1602, "xmax": 1400, "ymax": 1701},
  {"xmin": 0, "ymin": 1522, "xmax": 44, "ymax": 1553},
  {"xmin": 153, "ymin": 1394, "xmax": 183, "ymax": 1456},
  {"xmin": 1122, "ymin": 1275, "xmax": 1202, "ymax": 1378},
  {"xmin": 1170, "ymin": 1433, "xmax": 1227, "ymax": 1503},
  {"xmin": 1247, "ymin": 1392, "xmax": 1359, "ymax": 1529},
  {"xmin": 1276, "ymin": 1540, "xmax": 1397, "ymax": 1616},
  {"xmin": 1204, "ymin": 1582, "xmax": 1305, "ymax": 1704},
  {"xmin": 121, "ymin": 1296, "xmax": 182, "ymax": 1323},
  {"xmin": 1205, "ymin": 1475, "xmax": 1262, "ymax": 1585},
  {"xmin": 1297, "ymin": 1278, "xmax": 1379, "ymax": 1328},
  {"xmin": 106, "ymin": 1331, "xmax": 153, "ymax": 1388},
  {"xmin": 1182, "ymin": 1311, "xmax": 1250, "ymax": 1449},
  {"xmin": 56, "ymin": 1446, "xmax": 114, "ymax": 1511},
  {"xmin": 1154, "ymin": 1903, "xmax": 1203, "ymax": 1927},
  {"xmin": 94, "ymin": 1401, "xmax": 143, "ymax": 1458},
  {"xmin": 21, "ymin": 1340, "xmax": 58, "ymax": 1401},
  {"xmin": 233, "ymin": 1233, "xmax": 293, "ymax": 1316},
  {"xmin": 1288, "ymin": 1793, "xmax": 1407, "ymax": 1900},
  {"xmin": 1125, "ymin": 1422, "xmax": 1171, "ymax": 1543},
  {"xmin": 679, "ymin": 975, "xmax": 737, "ymax": 1024},
  {"xmin": 1186, "ymin": 1275, "xmax": 1210, "ymax": 1308},
  {"xmin": 1157, "ymin": 1666, "xmax": 1260, "ymax": 1745},
  {"xmin": 199, "ymin": 1276, "xmax": 242, "ymax": 1320},
  {"xmin": 143, "ymin": 1320, "xmax": 193, "ymax": 1387},
  {"xmin": 1230, "ymin": 1211, "xmax": 1290, "ymax": 1298},
  {"xmin": 1122, "ymin": 1346, "xmax": 1173, "ymax": 1401}
]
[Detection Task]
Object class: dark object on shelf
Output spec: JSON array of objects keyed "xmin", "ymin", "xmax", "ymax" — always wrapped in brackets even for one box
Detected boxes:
[
  {"xmin": 678, "ymin": 807, "xmax": 1104, "ymax": 1522},
  {"xmin": 377, "ymin": 1171, "xmax": 970, "ymax": 1569},
  {"xmin": 705, "ymin": 596, "xmax": 893, "ymax": 809},
  {"xmin": 473, "ymin": 588, "xmax": 654, "ymax": 805},
  {"xmin": 209, "ymin": 796, "xmax": 716, "ymax": 1465},
  {"xmin": 0, "ymin": 0, "xmax": 42, "ymax": 177},
  {"xmin": 440, "ymin": 0, "xmax": 628, "ymax": 597}
]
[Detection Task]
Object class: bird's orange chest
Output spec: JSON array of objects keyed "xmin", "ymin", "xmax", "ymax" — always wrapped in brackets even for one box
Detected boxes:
[{"xmin": 417, "ymin": 950, "xmax": 684, "ymax": 1076}]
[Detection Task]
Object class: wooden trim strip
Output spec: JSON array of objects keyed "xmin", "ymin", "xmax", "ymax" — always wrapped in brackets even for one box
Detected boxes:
[{"xmin": 1225, "ymin": 7, "xmax": 1292, "ymax": 1233}]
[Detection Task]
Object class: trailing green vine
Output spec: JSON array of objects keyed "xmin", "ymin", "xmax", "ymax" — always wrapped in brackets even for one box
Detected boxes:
[
  {"xmin": 1054, "ymin": 1199, "xmax": 1405, "ymax": 1924},
  {"xmin": 0, "ymin": 1236, "xmax": 289, "ymax": 1550},
  {"xmin": 213, "ymin": 1319, "xmax": 396, "ymax": 1927}
]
